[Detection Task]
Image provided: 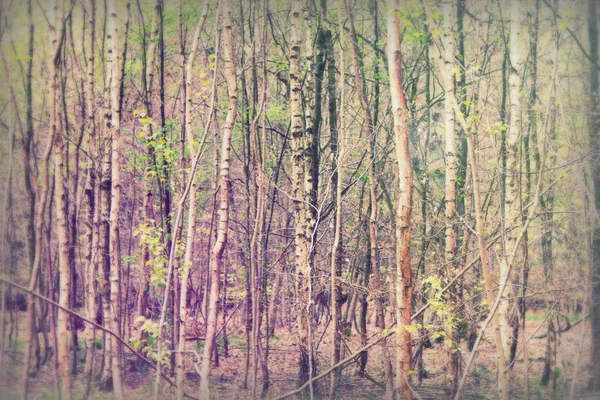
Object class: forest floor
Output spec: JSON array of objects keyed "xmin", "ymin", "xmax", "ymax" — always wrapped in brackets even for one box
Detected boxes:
[{"xmin": 0, "ymin": 309, "xmax": 593, "ymax": 399}]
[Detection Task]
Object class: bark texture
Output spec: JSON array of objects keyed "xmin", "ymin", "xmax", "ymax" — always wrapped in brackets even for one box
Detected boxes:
[
  {"xmin": 386, "ymin": 2, "xmax": 413, "ymax": 398},
  {"xmin": 107, "ymin": 0, "xmax": 125, "ymax": 397},
  {"xmin": 199, "ymin": 1, "xmax": 237, "ymax": 397}
]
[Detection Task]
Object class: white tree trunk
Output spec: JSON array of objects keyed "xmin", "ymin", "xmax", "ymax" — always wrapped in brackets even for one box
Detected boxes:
[
  {"xmin": 49, "ymin": 0, "xmax": 72, "ymax": 398},
  {"xmin": 441, "ymin": 0, "xmax": 459, "ymax": 394},
  {"xmin": 499, "ymin": 0, "xmax": 524, "ymax": 363},
  {"xmin": 176, "ymin": 2, "xmax": 210, "ymax": 399},
  {"xmin": 107, "ymin": 0, "xmax": 125, "ymax": 397},
  {"xmin": 199, "ymin": 1, "xmax": 237, "ymax": 397}
]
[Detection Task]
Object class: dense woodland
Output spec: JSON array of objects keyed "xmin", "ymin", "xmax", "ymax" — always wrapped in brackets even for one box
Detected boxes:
[{"xmin": 0, "ymin": 0, "xmax": 599, "ymax": 399}]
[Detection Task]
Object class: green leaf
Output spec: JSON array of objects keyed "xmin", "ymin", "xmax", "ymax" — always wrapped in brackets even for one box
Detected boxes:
[{"xmin": 558, "ymin": 20, "xmax": 568, "ymax": 31}]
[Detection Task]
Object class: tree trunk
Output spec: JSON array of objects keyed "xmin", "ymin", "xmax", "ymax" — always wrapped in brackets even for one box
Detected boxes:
[
  {"xmin": 175, "ymin": 3, "xmax": 210, "ymax": 399},
  {"xmin": 83, "ymin": 0, "xmax": 98, "ymax": 395},
  {"xmin": 386, "ymin": 3, "xmax": 413, "ymax": 398},
  {"xmin": 199, "ymin": 1, "xmax": 237, "ymax": 397},
  {"xmin": 49, "ymin": 1, "xmax": 72, "ymax": 398},
  {"xmin": 329, "ymin": 2, "xmax": 342, "ymax": 395},
  {"xmin": 19, "ymin": 2, "xmax": 38, "ymax": 378},
  {"xmin": 107, "ymin": 0, "xmax": 125, "ymax": 396},
  {"xmin": 249, "ymin": 1, "xmax": 270, "ymax": 395},
  {"xmin": 23, "ymin": 0, "xmax": 36, "ymax": 281},
  {"xmin": 441, "ymin": 1, "xmax": 460, "ymax": 395},
  {"xmin": 498, "ymin": 0, "xmax": 523, "ymax": 365},
  {"xmin": 289, "ymin": 1, "xmax": 316, "ymax": 393},
  {"xmin": 98, "ymin": 127, "xmax": 113, "ymax": 391}
]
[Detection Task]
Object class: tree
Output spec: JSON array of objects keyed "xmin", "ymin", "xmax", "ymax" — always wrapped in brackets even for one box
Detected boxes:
[
  {"xmin": 289, "ymin": 0, "xmax": 316, "ymax": 392},
  {"xmin": 329, "ymin": 1, "xmax": 343, "ymax": 396},
  {"xmin": 386, "ymin": 2, "xmax": 413, "ymax": 398},
  {"xmin": 107, "ymin": 0, "xmax": 125, "ymax": 397},
  {"xmin": 175, "ymin": 3, "xmax": 210, "ymax": 399},
  {"xmin": 498, "ymin": 0, "xmax": 524, "ymax": 368},
  {"xmin": 82, "ymin": 1, "xmax": 98, "ymax": 396},
  {"xmin": 199, "ymin": 0, "xmax": 238, "ymax": 397},
  {"xmin": 440, "ymin": 0, "xmax": 460, "ymax": 395},
  {"xmin": 51, "ymin": 0, "xmax": 72, "ymax": 398}
]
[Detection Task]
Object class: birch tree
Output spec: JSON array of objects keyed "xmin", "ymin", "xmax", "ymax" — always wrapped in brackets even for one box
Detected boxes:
[
  {"xmin": 83, "ymin": 0, "xmax": 98, "ymax": 395},
  {"xmin": 440, "ymin": 0, "xmax": 460, "ymax": 394},
  {"xmin": 199, "ymin": 0, "xmax": 237, "ymax": 397},
  {"xmin": 289, "ymin": 0, "xmax": 316, "ymax": 391},
  {"xmin": 51, "ymin": 0, "xmax": 72, "ymax": 397},
  {"xmin": 498, "ymin": 0, "xmax": 524, "ymax": 364},
  {"xmin": 175, "ymin": 3, "xmax": 210, "ymax": 399},
  {"xmin": 107, "ymin": 0, "xmax": 125, "ymax": 396}
]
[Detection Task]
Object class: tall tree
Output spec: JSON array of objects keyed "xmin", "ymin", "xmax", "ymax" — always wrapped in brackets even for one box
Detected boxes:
[
  {"xmin": 498, "ymin": 0, "xmax": 524, "ymax": 365},
  {"xmin": 176, "ymin": 3, "xmax": 210, "ymax": 399},
  {"xmin": 440, "ymin": 0, "xmax": 460, "ymax": 395},
  {"xmin": 386, "ymin": 2, "xmax": 413, "ymax": 398},
  {"xmin": 329, "ymin": 0, "xmax": 342, "ymax": 396},
  {"xmin": 289, "ymin": 0, "xmax": 316, "ymax": 392},
  {"xmin": 249, "ymin": 0, "xmax": 270, "ymax": 395},
  {"xmin": 199, "ymin": 0, "xmax": 237, "ymax": 397},
  {"xmin": 83, "ymin": 0, "xmax": 98, "ymax": 395},
  {"xmin": 107, "ymin": 0, "xmax": 125, "ymax": 396},
  {"xmin": 48, "ymin": 0, "xmax": 73, "ymax": 397}
]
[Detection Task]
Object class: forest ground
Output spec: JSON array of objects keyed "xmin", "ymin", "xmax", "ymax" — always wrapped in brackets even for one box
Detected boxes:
[{"xmin": 0, "ymin": 309, "xmax": 591, "ymax": 400}]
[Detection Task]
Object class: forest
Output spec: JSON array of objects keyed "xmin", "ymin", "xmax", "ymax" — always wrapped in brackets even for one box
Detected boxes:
[{"xmin": 0, "ymin": 0, "xmax": 599, "ymax": 398}]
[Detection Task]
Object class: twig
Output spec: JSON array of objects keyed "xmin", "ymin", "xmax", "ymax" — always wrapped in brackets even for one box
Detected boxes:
[{"xmin": 535, "ymin": 317, "xmax": 581, "ymax": 339}]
